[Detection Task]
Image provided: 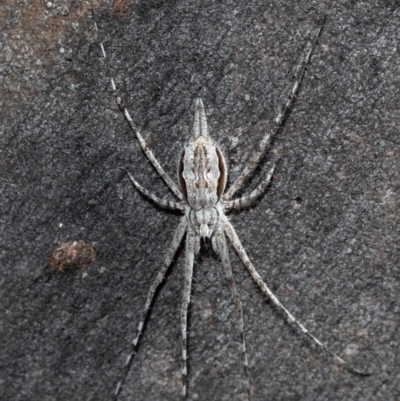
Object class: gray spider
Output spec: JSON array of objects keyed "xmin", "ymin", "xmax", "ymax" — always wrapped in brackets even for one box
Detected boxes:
[{"xmin": 95, "ymin": 16, "xmax": 364, "ymax": 401}]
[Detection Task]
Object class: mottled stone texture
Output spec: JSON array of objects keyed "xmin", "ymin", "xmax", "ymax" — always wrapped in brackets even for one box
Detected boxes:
[{"xmin": 1, "ymin": 1, "xmax": 399, "ymax": 400}]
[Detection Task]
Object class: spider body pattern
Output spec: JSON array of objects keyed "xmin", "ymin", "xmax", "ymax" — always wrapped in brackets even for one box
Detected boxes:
[{"xmin": 95, "ymin": 13, "xmax": 365, "ymax": 401}]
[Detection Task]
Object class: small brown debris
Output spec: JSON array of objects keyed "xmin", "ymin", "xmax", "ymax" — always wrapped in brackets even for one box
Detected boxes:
[
  {"xmin": 50, "ymin": 240, "xmax": 96, "ymax": 272},
  {"xmin": 112, "ymin": 0, "xmax": 135, "ymax": 17}
]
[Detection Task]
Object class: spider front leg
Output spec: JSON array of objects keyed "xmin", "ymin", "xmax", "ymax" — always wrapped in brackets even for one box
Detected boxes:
[
  {"xmin": 181, "ymin": 227, "xmax": 196, "ymax": 399},
  {"xmin": 215, "ymin": 228, "xmax": 250, "ymax": 400},
  {"xmin": 221, "ymin": 216, "xmax": 367, "ymax": 376},
  {"xmin": 114, "ymin": 216, "xmax": 188, "ymax": 399}
]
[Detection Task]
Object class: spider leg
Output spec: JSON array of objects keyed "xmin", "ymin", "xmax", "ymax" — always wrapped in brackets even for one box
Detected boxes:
[
  {"xmin": 215, "ymin": 229, "xmax": 251, "ymax": 401},
  {"xmin": 222, "ymin": 131, "xmax": 272, "ymax": 201},
  {"xmin": 114, "ymin": 216, "xmax": 188, "ymax": 400},
  {"xmin": 223, "ymin": 18, "xmax": 326, "ymax": 201},
  {"xmin": 126, "ymin": 170, "xmax": 186, "ymax": 211},
  {"xmin": 94, "ymin": 21, "xmax": 183, "ymax": 201},
  {"xmin": 223, "ymin": 164, "xmax": 276, "ymax": 211},
  {"xmin": 181, "ymin": 227, "xmax": 196, "ymax": 399},
  {"xmin": 221, "ymin": 216, "xmax": 367, "ymax": 376},
  {"xmin": 273, "ymin": 18, "xmax": 326, "ymax": 129}
]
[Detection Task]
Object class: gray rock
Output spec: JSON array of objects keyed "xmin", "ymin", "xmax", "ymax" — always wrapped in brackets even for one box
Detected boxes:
[{"xmin": 1, "ymin": 1, "xmax": 399, "ymax": 400}]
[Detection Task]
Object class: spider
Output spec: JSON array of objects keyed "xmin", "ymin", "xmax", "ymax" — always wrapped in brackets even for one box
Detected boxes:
[{"xmin": 95, "ymin": 14, "xmax": 365, "ymax": 401}]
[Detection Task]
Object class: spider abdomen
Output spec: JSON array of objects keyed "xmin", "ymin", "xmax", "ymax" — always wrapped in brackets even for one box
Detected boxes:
[
  {"xmin": 181, "ymin": 139, "xmax": 221, "ymax": 206},
  {"xmin": 178, "ymin": 99, "xmax": 227, "ymax": 212}
]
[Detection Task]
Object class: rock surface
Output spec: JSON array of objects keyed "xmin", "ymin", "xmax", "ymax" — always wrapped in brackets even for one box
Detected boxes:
[{"xmin": 1, "ymin": 1, "xmax": 399, "ymax": 400}]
